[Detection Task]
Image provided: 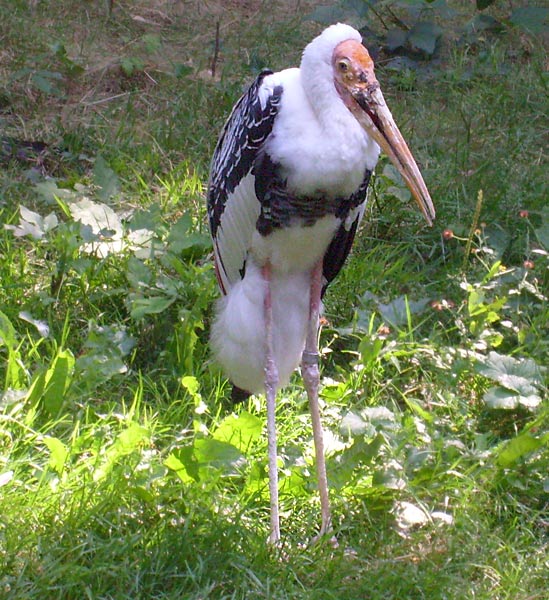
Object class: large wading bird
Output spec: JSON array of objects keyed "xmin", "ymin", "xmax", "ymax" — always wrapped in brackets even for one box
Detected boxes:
[{"xmin": 207, "ymin": 23, "xmax": 435, "ymax": 544}]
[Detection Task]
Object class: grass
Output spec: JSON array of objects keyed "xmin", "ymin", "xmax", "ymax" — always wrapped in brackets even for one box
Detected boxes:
[{"xmin": 1, "ymin": 1, "xmax": 548, "ymax": 599}]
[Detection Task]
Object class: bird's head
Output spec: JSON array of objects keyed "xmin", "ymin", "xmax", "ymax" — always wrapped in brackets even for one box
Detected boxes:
[{"xmin": 331, "ymin": 37, "xmax": 435, "ymax": 226}]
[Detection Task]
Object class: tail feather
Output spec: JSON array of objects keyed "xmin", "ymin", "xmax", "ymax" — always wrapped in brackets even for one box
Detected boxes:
[
  {"xmin": 211, "ymin": 261, "xmax": 310, "ymax": 395},
  {"xmin": 231, "ymin": 385, "xmax": 252, "ymax": 403}
]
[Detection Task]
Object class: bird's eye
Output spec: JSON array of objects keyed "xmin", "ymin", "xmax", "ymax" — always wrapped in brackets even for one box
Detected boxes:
[{"xmin": 337, "ymin": 60, "xmax": 349, "ymax": 73}]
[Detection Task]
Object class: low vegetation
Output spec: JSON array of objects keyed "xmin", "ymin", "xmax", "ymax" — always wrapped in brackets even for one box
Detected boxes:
[{"xmin": 0, "ymin": 1, "xmax": 547, "ymax": 598}]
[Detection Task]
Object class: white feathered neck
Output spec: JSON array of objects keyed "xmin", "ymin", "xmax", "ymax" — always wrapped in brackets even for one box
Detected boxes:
[
  {"xmin": 300, "ymin": 23, "xmax": 362, "ymax": 124},
  {"xmin": 265, "ymin": 23, "xmax": 379, "ymax": 197}
]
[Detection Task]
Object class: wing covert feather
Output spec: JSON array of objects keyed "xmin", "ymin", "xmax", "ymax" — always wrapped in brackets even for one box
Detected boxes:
[
  {"xmin": 207, "ymin": 71, "xmax": 283, "ymax": 293},
  {"xmin": 322, "ymin": 168, "xmax": 372, "ymax": 295}
]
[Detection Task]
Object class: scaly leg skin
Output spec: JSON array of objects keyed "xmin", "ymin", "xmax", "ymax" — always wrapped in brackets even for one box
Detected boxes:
[
  {"xmin": 302, "ymin": 261, "xmax": 338, "ymax": 547},
  {"xmin": 263, "ymin": 263, "xmax": 280, "ymax": 545}
]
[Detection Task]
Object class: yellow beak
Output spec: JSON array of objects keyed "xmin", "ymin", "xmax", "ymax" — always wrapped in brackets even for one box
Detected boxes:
[{"xmin": 350, "ymin": 86, "xmax": 435, "ymax": 226}]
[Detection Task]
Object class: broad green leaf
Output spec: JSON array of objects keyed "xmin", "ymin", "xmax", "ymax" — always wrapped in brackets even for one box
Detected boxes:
[
  {"xmin": 0, "ymin": 310, "xmax": 16, "ymax": 349},
  {"xmin": 83, "ymin": 323, "xmax": 135, "ymax": 356},
  {"xmin": 483, "ymin": 386, "xmax": 541, "ymax": 410},
  {"xmin": 365, "ymin": 433, "xmax": 384, "ymax": 458},
  {"xmin": 93, "ymin": 156, "xmax": 121, "ymax": 201},
  {"xmin": 384, "ymin": 56, "xmax": 420, "ymax": 72},
  {"xmin": 483, "ymin": 387, "xmax": 520, "ymax": 410},
  {"xmin": 120, "ymin": 56, "xmax": 144, "ymax": 76},
  {"xmin": 167, "ymin": 214, "xmax": 211, "ymax": 255},
  {"xmin": 212, "ymin": 411, "xmax": 263, "ymax": 452},
  {"xmin": 128, "ymin": 203, "xmax": 163, "ymax": 233},
  {"xmin": 358, "ymin": 336, "xmax": 383, "ymax": 368},
  {"xmin": 510, "ymin": 7, "xmax": 549, "ymax": 35},
  {"xmin": 408, "ymin": 21, "xmax": 442, "ymax": 55},
  {"xmin": 476, "ymin": 352, "xmax": 544, "ymax": 390},
  {"xmin": 344, "ymin": 0, "xmax": 372, "ymax": 18},
  {"xmin": 403, "ymin": 397, "xmax": 434, "ymax": 423},
  {"xmin": 5, "ymin": 205, "xmax": 58, "ymax": 240},
  {"xmin": 496, "ymin": 433, "xmax": 545, "ymax": 467},
  {"xmin": 115, "ymin": 423, "xmax": 150, "ymax": 454},
  {"xmin": 50, "ymin": 41, "xmax": 85, "ymax": 77},
  {"xmin": 382, "ymin": 163, "xmax": 405, "ymax": 186},
  {"xmin": 194, "ymin": 438, "xmax": 246, "ymax": 473},
  {"xmin": 75, "ymin": 353, "xmax": 127, "ymax": 390},
  {"xmin": 93, "ymin": 423, "xmax": 150, "ymax": 482},
  {"xmin": 304, "ymin": 3, "xmax": 350, "ymax": 24},
  {"xmin": 50, "ymin": 41, "xmax": 67, "ymax": 56},
  {"xmin": 74, "ymin": 324, "xmax": 134, "ymax": 391},
  {"xmin": 31, "ymin": 71, "xmax": 63, "ymax": 96},
  {"xmin": 386, "ymin": 185, "xmax": 411, "ymax": 203},
  {"xmin": 181, "ymin": 375, "xmax": 200, "ymax": 396},
  {"xmin": 476, "ymin": 0, "xmax": 496, "ymax": 9},
  {"xmin": 278, "ymin": 468, "xmax": 306, "ymax": 496},
  {"xmin": 321, "ymin": 380, "xmax": 349, "ymax": 401},
  {"xmin": 467, "ymin": 14, "xmax": 504, "ymax": 33},
  {"xmin": 43, "ymin": 436, "xmax": 68, "ymax": 474},
  {"xmin": 165, "ymin": 448, "xmax": 199, "ymax": 483},
  {"xmin": 340, "ymin": 411, "xmax": 371, "ymax": 438},
  {"xmin": 307, "ymin": 0, "xmax": 374, "ymax": 21},
  {"xmin": 69, "ymin": 198, "xmax": 122, "ymax": 237},
  {"xmin": 468, "ymin": 288, "xmax": 486, "ymax": 316},
  {"xmin": 376, "ymin": 295, "xmax": 430, "ymax": 327},
  {"xmin": 131, "ymin": 486, "xmax": 155, "ymax": 503},
  {"xmin": 373, "ymin": 467, "xmax": 406, "ymax": 490},
  {"xmin": 42, "ymin": 350, "xmax": 75, "ymax": 416},
  {"xmin": 142, "ymin": 33, "xmax": 162, "ymax": 53},
  {"xmin": 517, "ymin": 394, "xmax": 542, "ymax": 409},
  {"xmin": 25, "ymin": 370, "xmax": 47, "ymax": 408},
  {"xmin": 496, "ymin": 375, "xmax": 538, "ymax": 396},
  {"xmin": 174, "ymin": 63, "xmax": 193, "ymax": 78},
  {"xmin": 328, "ymin": 438, "xmax": 373, "ymax": 489},
  {"xmin": 483, "ymin": 259, "xmax": 503, "ymax": 282},
  {"xmin": 35, "ymin": 179, "xmax": 75, "ymax": 204},
  {"xmin": 341, "ymin": 408, "xmax": 396, "ymax": 437},
  {"xmin": 167, "ymin": 438, "xmax": 245, "ymax": 483},
  {"xmin": 386, "ymin": 28, "xmax": 408, "ymax": 51},
  {"xmin": 130, "ymin": 295, "xmax": 177, "ymax": 319},
  {"xmin": 363, "ymin": 406, "xmax": 396, "ymax": 427},
  {"xmin": 168, "ymin": 231, "xmax": 211, "ymax": 256},
  {"xmin": 126, "ymin": 256, "xmax": 153, "ymax": 288}
]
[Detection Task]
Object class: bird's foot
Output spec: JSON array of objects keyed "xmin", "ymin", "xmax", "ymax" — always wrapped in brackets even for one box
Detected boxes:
[{"xmin": 310, "ymin": 530, "xmax": 339, "ymax": 549}]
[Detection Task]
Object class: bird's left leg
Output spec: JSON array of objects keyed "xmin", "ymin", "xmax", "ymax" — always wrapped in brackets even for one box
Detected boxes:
[
  {"xmin": 263, "ymin": 262, "xmax": 280, "ymax": 545},
  {"xmin": 301, "ymin": 260, "xmax": 336, "ymax": 545}
]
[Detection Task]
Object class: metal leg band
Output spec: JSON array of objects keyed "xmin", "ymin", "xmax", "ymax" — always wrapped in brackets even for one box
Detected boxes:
[{"xmin": 302, "ymin": 350, "xmax": 319, "ymax": 366}]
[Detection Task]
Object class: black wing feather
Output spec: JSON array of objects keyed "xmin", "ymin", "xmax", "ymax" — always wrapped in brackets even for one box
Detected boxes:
[
  {"xmin": 322, "ymin": 168, "xmax": 372, "ymax": 296},
  {"xmin": 207, "ymin": 70, "xmax": 283, "ymax": 238}
]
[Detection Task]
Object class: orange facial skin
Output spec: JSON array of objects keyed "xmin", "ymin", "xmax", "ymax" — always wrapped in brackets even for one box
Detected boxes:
[
  {"xmin": 332, "ymin": 40, "xmax": 379, "ymax": 110},
  {"xmin": 331, "ymin": 39, "xmax": 436, "ymax": 226}
]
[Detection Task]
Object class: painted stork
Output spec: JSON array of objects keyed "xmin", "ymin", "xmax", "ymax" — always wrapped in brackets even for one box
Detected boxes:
[{"xmin": 207, "ymin": 23, "xmax": 435, "ymax": 544}]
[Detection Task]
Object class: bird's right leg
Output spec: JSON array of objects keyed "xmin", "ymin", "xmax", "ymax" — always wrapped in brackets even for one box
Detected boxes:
[
  {"xmin": 302, "ymin": 260, "xmax": 336, "ymax": 546},
  {"xmin": 263, "ymin": 262, "xmax": 280, "ymax": 544}
]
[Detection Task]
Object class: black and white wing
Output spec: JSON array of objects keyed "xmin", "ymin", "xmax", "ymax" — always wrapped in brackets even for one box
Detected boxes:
[
  {"xmin": 207, "ymin": 70, "xmax": 283, "ymax": 294},
  {"xmin": 321, "ymin": 168, "xmax": 372, "ymax": 296}
]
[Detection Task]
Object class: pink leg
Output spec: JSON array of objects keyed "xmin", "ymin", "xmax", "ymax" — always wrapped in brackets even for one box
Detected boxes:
[
  {"xmin": 263, "ymin": 263, "xmax": 280, "ymax": 544},
  {"xmin": 302, "ymin": 260, "xmax": 336, "ymax": 544}
]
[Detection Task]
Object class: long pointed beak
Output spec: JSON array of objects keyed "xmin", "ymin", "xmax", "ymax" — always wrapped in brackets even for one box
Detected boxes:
[{"xmin": 350, "ymin": 86, "xmax": 435, "ymax": 226}]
